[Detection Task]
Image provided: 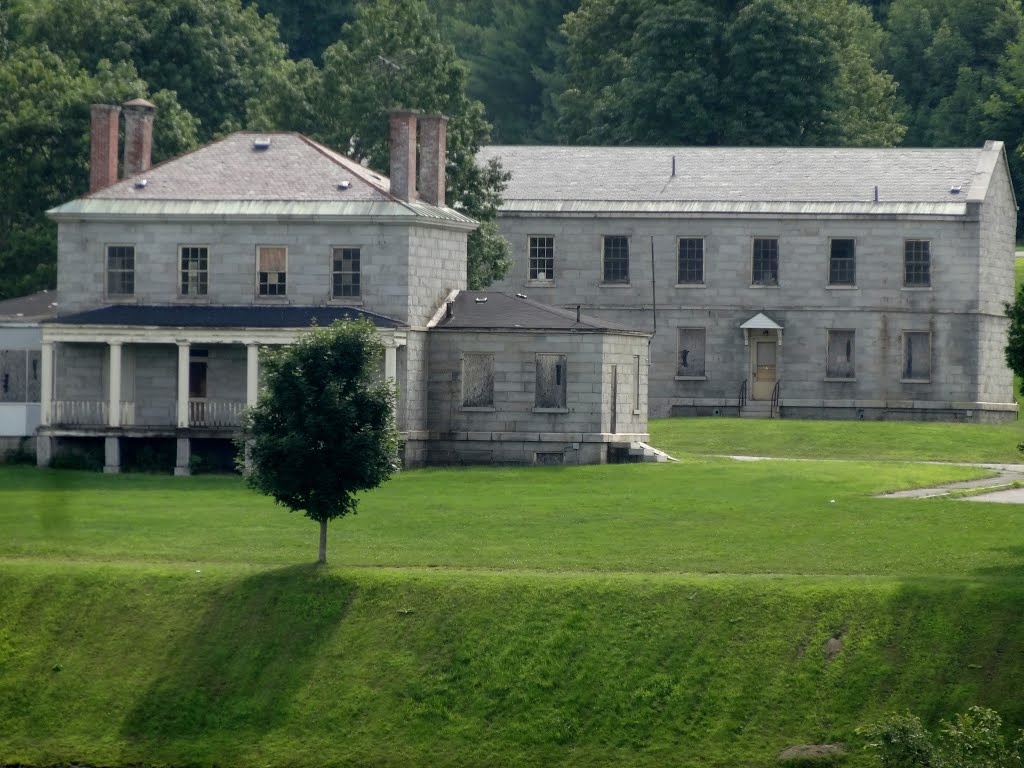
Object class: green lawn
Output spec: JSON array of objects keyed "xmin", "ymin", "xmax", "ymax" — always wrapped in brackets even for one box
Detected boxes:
[{"xmin": 3, "ymin": 418, "xmax": 1024, "ymax": 768}]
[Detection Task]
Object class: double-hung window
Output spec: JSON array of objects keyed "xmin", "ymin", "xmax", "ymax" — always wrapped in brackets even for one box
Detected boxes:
[
  {"xmin": 828, "ymin": 239, "xmax": 855, "ymax": 286},
  {"xmin": 904, "ymin": 240, "xmax": 930, "ymax": 287},
  {"xmin": 602, "ymin": 236, "xmax": 629, "ymax": 284},
  {"xmin": 106, "ymin": 245, "xmax": 135, "ymax": 297},
  {"xmin": 332, "ymin": 247, "xmax": 360, "ymax": 298},
  {"xmin": 529, "ymin": 236, "xmax": 554, "ymax": 281},
  {"xmin": 677, "ymin": 238, "xmax": 704, "ymax": 284},
  {"xmin": 180, "ymin": 246, "xmax": 209, "ymax": 296},
  {"xmin": 257, "ymin": 246, "xmax": 287, "ymax": 296},
  {"xmin": 752, "ymin": 238, "xmax": 779, "ymax": 286}
]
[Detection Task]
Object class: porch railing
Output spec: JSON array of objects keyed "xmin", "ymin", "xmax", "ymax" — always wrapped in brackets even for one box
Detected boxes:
[
  {"xmin": 188, "ymin": 399, "xmax": 245, "ymax": 428},
  {"xmin": 52, "ymin": 400, "xmax": 108, "ymax": 426}
]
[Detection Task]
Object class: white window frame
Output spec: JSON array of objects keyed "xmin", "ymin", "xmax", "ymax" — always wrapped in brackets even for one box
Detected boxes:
[
  {"xmin": 105, "ymin": 244, "xmax": 136, "ymax": 298},
  {"xmin": 179, "ymin": 245, "xmax": 209, "ymax": 297},
  {"xmin": 528, "ymin": 235, "xmax": 555, "ymax": 283}
]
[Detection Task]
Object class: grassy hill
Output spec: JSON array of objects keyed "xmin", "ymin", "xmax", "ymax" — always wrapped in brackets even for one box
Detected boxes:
[{"xmin": 2, "ymin": 423, "xmax": 1024, "ymax": 767}]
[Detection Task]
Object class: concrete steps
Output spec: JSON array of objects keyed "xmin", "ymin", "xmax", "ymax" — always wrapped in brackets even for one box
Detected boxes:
[
  {"xmin": 610, "ymin": 441, "xmax": 679, "ymax": 463},
  {"xmin": 740, "ymin": 401, "xmax": 775, "ymax": 419}
]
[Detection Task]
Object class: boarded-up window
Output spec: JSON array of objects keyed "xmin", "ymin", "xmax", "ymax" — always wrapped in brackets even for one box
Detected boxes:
[
  {"xmin": 904, "ymin": 332, "xmax": 931, "ymax": 380},
  {"xmin": 258, "ymin": 246, "xmax": 287, "ymax": 296},
  {"xmin": 535, "ymin": 353, "xmax": 567, "ymax": 408},
  {"xmin": 462, "ymin": 353, "xmax": 494, "ymax": 407},
  {"xmin": 826, "ymin": 330, "xmax": 855, "ymax": 379},
  {"xmin": 677, "ymin": 328, "xmax": 706, "ymax": 377}
]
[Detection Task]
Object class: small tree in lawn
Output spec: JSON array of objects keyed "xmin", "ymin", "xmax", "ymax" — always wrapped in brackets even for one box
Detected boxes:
[{"xmin": 238, "ymin": 319, "xmax": 400, "ymax": 564}]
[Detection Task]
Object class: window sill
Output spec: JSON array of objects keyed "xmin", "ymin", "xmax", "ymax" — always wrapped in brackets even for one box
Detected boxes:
[
  {"xmin": 526, "ymin": 279, "xmax": 555, "ymax": 287},
  {"xmin": 461, "ymin": 406, "xmax": 495, "ymax": 412},
  {"xmin": 533, "ymin": 407, "xmax": 568, "ymax": 414},
  {"xmin": 749, "ymin": 283, "xmax": 780, "ymax": 289},
  {"xmin": 675, "ymin": 375, "xmax": 707, "ymax": 381},
  {"xmin": 329, "ymin": 297, "xmax": 363, "ymax": 305},
  {"xmin": 674, "ymin": 283, "xmax": 706, "ymax": 289},
  {"xmin": 901, "ymin": 378, "xmax": 931, "ymax": 384},
  {"xmin": 826, "ymin": 285, "xmax": 858, "ymax": 290},
  {"xmin": 255, "ymin": 295, "xmax": 290, "ymax": 303},
  {"xmin": 824, "ymin": 377, "xmax": 856, "ymax": 382},
  {"xmin": 599, "ymin": 282, "xmax": 631, "ymax": 288},
  {"xmin": 901, "ymin": 286, "xmax": 932, "ymax": 291},
  {"xmin": 178, "ymin": 295, "xmax": 211, "ymax": 303}
]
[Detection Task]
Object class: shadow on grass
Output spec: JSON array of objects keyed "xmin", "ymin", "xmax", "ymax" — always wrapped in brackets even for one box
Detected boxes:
[
  {"xmin": 973, "ymin": 545, "xmax": 1024, "ymax": 580},
  {"xmin": 120, "ymin": 564, "xmax": 353, "ymax": 760}
]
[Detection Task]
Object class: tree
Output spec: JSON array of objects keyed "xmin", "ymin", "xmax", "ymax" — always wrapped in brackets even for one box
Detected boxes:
[
  {"xmin": 248, "ymin": 0, "xmax": 511, "ymax": 287},
  {"xmin": 238, "ymin": 319, "xmax": 400, "ymax": 565},
  {"xmin": 1005, "ymin": 284, "xmax": 1024, "ymax": 400},
  {"xmin": 858, "ymin": 707, "xmax": 1024, "ymax": 768},
  {"xmin": 0, "ymin": 46, "xmax": 197, "ymax": 298},
  {"xmin": 556, "ymin": 0, "xmax": 904, "ymax": 148}
]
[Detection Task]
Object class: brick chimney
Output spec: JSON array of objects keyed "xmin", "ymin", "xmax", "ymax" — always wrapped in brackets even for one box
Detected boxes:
[
  {"xmin": 89, "ymin": 104, "xmax": 121, "ymax": 193},
  {"xmin": 122, "ymin": 98, "xmax": 156, "ymax": 178},
  {"xmin": 419, "ymin": 114, "xmax": 448, "ymax": 207},
  {"xmin": 389, "ymin": 110, "xmax": 418, "ymax": 202}
]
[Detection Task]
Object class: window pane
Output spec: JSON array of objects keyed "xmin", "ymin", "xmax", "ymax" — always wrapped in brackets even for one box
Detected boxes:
[
  {"xmin": 180, "ymin": 246, "xmax": 209, "ymax": 296},
  {"xmin": 677, "ymin": 238, "xmax": 704, "ymax": 284},
  {"xmin": 332, "ymin": 247, "xmax": 361, "ymax": 298},
  {"xmin": 752, "ymin": 238, "xmax": 778, "ymax": 285},
  {"xmin": 677, "ymin": 328, "xmax": 706, "ymax": 377},
  {"xmin": 258, "ymin": 247, "xmax": 287, "ymax": 296},
  {"xmin": 904, "ymin": 240, "xmax": 930, "ymax": 286},
  {"xmin": 603, "ymin": 236, "xmax": 629, "ymax": 283},
  {"xmin": 529, "ymin": 236, "xmax": 554, "ymax": 280},
  {"xmin": 829, "ymin": 239, "xmax": 855, "ymax": 286},
  {"xmin": 107, "ymin": 245, "xmax": 135, "ymax": 296},
  {"xmin": 826, "ymin": 330, "xmax": 855, "ymax": 378}
]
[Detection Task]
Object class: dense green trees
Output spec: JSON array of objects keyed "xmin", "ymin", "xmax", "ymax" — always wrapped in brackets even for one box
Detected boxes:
[
  {"xmin": 239, "ymin": 319, "xmax": 400, "ymax": 565},
  {"xmin": 557, "ymin": 0, "xmax": 904, "ymax": 147}
]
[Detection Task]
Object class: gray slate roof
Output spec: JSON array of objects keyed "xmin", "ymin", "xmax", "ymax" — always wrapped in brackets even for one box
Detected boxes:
[
  {"xmin": 478, "ymin": 143, "xmax": 1005, "ymax": 215},
  {"xmin": 433, "ymin": 291, "xmax": 647, "ymax": 334},
  {"xmin": 49, "ymin": 133, "xmax": 477, "ymax": 227},
  {"xmin": 0, "ymin": 290, "xmax": 59, "ymax": 322},
  {"xmin": 49, "ymin": 304, "xmax": 403, "ymax": 330}
]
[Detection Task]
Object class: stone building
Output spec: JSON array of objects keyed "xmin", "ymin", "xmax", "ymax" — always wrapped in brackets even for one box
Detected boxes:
[
  {"xmin": 480, "ymin": 144, "xmax": 1018, "ymax": 421},
  {"xmin": 38, "ymin": 102, "xmax": 651, "ymax": 472}
]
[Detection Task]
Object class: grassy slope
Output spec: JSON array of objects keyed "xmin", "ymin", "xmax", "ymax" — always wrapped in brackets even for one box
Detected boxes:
[{"xmin": 2, "ymin": 453, "xmax": 1023, "ymax": 768}]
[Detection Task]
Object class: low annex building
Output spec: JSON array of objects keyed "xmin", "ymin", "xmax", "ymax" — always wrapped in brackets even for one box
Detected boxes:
[
  {"xmin": 38, "ymin": 101, "xmax": 650, "ymax": 472},
  {"xmin": 480, "ymin": 144, "xmax": 1018, "ymax": 422}
]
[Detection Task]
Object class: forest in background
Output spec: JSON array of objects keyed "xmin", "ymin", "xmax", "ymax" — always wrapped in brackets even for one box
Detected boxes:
[{"xmin": 3, "ymin": 0, "xmax": 1024, "ymax": 299}]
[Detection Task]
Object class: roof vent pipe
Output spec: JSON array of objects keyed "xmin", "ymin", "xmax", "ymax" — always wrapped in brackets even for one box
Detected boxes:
[
  {"xmin": 576, "ymin": 305, "xmax": 581, "ymax": 322},
  {"xmin": 874, "ymin": 185, "xmax": 879, "ymax": 203},
  {"xmin": 445, "ymin": 301, "xmax": 454, "ymax": 320}
]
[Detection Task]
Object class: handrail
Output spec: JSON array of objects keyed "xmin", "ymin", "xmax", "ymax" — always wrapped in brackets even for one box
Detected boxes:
[
  {"xmin": 770, "ymin": 380, "xmax": 781, "ymax": 419},
  {"xmin": 738, "ymin": 379, "xmax": 747, "ymax": 416}
]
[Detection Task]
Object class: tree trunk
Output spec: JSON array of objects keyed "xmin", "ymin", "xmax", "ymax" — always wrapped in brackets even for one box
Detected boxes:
[{"xmin": 318, "ymin": 519, "xmax": 328, "ymax": 564}]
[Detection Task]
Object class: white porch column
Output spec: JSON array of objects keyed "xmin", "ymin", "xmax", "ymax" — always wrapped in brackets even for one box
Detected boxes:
[
  {"xmin": 384, "ymin": 344, "xmax": 397, "ymax": 382},
  {"xmin": 246, "ymin": 343, "xmax": 260, "ymax": 406},
  {"xmin": 40, "ymin": 341, "xmax": 54, "ymax": 426},
  {"xmin": 108, "ymin": 341, "xmax": 122, "ymax": 427},
  {"xmin": 177, "ymin": 342, "xmax": 190, "ymax": 428}
]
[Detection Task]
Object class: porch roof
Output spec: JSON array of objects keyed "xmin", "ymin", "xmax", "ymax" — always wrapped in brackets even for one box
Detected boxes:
[{"xmin": 47, "ymin": 304, "xmax": 404, "ymax": 329}]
